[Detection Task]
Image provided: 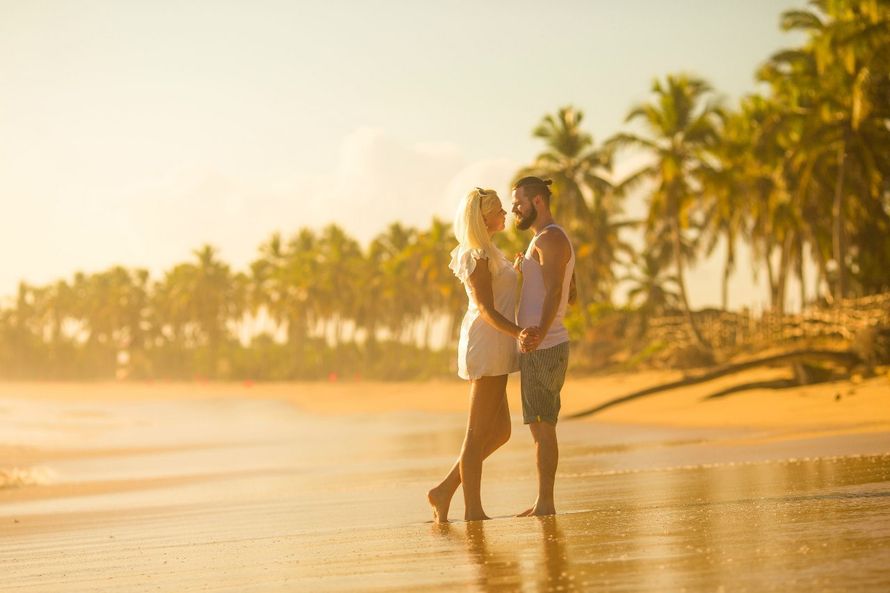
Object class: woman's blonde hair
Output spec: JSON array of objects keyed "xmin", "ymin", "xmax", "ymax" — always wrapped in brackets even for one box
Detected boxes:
[{"xmin": 453, "ymin": 187, "xmax": 506, "ymax": 270}]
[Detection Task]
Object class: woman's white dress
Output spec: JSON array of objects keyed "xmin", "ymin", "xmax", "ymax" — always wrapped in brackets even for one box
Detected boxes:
[{"xmin": 449, "ymin": 246, "xmax": 520, "ymax": 380}]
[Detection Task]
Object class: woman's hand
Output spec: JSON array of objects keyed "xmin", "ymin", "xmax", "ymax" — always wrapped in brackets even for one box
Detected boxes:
[{"xmin": 518, "ymin": 326, "xmax": 543, "ymax": 353}]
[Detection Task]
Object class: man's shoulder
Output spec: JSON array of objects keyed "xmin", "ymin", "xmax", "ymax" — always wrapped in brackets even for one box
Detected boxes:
[{"xmin": 535, "ymin": 226, "xmax": 572, "ymax": 252}]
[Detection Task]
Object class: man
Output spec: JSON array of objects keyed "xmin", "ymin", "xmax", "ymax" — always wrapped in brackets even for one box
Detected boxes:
[{"xmin": 512, "ymin": 176, "xmax": 575, "ymax": 517}]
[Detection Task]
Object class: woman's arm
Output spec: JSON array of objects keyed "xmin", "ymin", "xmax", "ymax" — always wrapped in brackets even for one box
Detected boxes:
[{"xmin": 466, "ymin": 258, "xmax": 523, "ymax": 339}]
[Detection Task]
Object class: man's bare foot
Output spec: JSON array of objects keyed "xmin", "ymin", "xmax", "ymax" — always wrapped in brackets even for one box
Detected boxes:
[
  {"xmin": 516, "ymin": 503, "xmax": 555, "ymax": 517},
  {"xmin": 427, "ymin": 486, "xmax": 452, "ymax": 524},
  {"xmin": 464, "ymin": 510, "xmax": 491, "ymax": 522}
]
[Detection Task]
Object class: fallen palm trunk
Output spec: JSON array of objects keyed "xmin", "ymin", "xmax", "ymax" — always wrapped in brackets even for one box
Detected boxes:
[{"xmin": 567, "ymin": 349, "xmax": 862, "ymax": 419}]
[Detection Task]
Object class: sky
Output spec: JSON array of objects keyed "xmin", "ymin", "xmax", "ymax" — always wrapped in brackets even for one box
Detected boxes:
[{"xmin": 0, "ymin": 0, "xmax": 805, "ymax": 311}]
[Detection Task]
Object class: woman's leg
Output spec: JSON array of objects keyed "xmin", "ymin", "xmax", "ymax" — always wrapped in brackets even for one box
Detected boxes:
[
  {"xmin": 460, "ymin": 375, "xmax": 510, "ymax": 520},
  {"xmin": 428, "ymin": 378, "xmax": 511, "ymax": 522}
]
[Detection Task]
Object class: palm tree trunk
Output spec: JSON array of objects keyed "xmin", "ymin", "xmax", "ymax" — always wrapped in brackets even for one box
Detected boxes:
[
  {"xmin": 287, "ymin": 316, "xmax": 305, "ymax": 348},
  {"xmin": 423, "ymin": 313, "xmax": 434, "ymax": 350},
  {"xmin": 832, "ymin": 140, "xmax": 847, "ymax": 302},
  {"xmin": 573, "ymin": 268, "xmax": 592, "ymax": 325},
  {"xmin": 815, "ymin": 263, "xmax": 824, "ymax": 305},
  {"xmin": 335, "ymin": 317, "xmax": 344, "ymax": 346},
  {"xmin": 365, "ymin": 320, "xmax": 378, "ymax": 348},
  {"xmin": 801, "ymin": 221, "xmax": 833, "ymax": 305},
  {"xmin": 672, "ymin": 218, "xmax": 709, "ymax": 349},
  {"xmin": 764, "ymin": 240, "xmax": 777, "ymax": 311},
  {"xmin": 798, "ymin": 245, "xmax": 806, "ymax": 311},
  {"xmin": 776, "ymin": 234, "xmax": 793, "ymax": 316},
  {"xmin": 721, "ymin": 237, "xmax": 734, "ymax": 311},
  {"xmin": 450, "ymin": 311, "xmax": 462, "ymax": 343}
]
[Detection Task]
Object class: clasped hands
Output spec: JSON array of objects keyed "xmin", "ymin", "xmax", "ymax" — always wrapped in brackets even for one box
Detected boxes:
[{"xmin": 518, "ymin": 326, "xmax": 543, "ymax": 353}]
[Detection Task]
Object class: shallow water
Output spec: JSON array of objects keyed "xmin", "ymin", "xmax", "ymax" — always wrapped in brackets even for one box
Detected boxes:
[{"xmin": 1, "ymin": 391, "xmax": 889, "ymax": 592}]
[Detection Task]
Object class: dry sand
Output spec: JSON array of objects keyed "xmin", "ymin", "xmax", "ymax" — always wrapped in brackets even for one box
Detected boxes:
[{"xmin": 1, "ymin": 370, "xmax": 889, "ymax": 592}]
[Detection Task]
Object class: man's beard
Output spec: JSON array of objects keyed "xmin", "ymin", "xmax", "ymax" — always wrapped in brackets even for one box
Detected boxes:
[{"xmin": 515, "ymin": 204, "xmax": 537, "ymax": 230}]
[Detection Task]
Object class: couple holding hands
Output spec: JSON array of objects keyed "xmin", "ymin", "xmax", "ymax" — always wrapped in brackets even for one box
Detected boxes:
[{"xmin": 428, "ymin": 176, "xmax": 575, "ymax": 523}]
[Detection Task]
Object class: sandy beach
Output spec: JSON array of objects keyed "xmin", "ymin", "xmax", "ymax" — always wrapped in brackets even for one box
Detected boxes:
[{"xmin": 2, "ymin": 369, "xmax": 889, "ymax": 592}]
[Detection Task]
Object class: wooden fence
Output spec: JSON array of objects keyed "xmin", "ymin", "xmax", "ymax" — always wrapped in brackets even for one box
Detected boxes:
[{"xmin": 645, "ymin": 293, "xmax": 890, "ymax": 351}]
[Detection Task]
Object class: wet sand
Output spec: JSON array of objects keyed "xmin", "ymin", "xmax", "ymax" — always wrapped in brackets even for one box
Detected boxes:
[{"xmin": 2, "ymin": 371, "xmax": 889, "ymax": 592}]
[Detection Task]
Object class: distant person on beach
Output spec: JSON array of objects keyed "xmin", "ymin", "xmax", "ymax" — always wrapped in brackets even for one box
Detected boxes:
[
  {"xmin": 511, "ymin": 176, "xmax": 576, "ymax": 517},
  {"xmin": 427, "ymin": 187, "xmax": 540, "ymax": 523}
]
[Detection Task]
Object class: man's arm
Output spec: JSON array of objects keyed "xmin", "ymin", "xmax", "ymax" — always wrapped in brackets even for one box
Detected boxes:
[{"xmin": 530, "ymin": 229, "xmax": 571, "ymax": 343}]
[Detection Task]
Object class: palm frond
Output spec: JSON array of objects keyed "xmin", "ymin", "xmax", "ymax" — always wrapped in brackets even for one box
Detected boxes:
[
  {"xmin": 613, "ymin": 165, "xmax": 657, "ymax": 198},
  {"xmin": 604, "ymin": 132, "xmax": 659, "ymax": 154},
  {"xmin": 780, "ymin": 9, "xmax": 824, "ymax": 32}
]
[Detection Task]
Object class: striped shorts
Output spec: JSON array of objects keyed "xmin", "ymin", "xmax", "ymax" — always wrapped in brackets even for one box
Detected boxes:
[{"xmin": 519, "ymin": 341, "xmax": 569, "ymax": 425}]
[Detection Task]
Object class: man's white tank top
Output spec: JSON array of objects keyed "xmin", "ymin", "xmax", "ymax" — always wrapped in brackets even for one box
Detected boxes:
[{"xmin": 517, "ymin": 224, "xmax": 575, "ymax": 350}]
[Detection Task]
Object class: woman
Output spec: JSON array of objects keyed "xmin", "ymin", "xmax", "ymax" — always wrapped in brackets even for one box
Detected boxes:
[{"xmin": 427, "ymin": 187, "xmax": 539, "ymax": 523}]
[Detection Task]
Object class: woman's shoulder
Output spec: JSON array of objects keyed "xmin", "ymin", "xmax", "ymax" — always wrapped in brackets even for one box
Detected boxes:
[{"xmin": 449, "ymin": 246, "xmax": 488, "ymax": 282}]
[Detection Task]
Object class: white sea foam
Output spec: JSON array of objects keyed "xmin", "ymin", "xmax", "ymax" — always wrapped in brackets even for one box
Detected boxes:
[{"xmin": 0, "ymin": 466, "xmax": 55, "ymax": 489}]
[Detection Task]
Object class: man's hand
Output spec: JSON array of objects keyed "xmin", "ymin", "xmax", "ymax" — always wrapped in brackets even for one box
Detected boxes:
[
  {"xmin": 513, "ymin": 252, "xmax": 524, "ymax": 273},
  {"xmin": 519, "ymin": 326, "xmax": 543, "ymax": 353}
]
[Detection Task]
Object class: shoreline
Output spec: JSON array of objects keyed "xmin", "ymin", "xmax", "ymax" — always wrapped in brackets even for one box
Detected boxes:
[{"xmin": 1, "ymin": 367, "xmax": 887, "ymax": 431}]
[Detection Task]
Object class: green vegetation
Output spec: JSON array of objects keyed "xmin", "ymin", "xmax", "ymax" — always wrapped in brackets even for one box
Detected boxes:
[{"xmin": 2, "ymin": 1, "xmax": 888, "ymax": 380}]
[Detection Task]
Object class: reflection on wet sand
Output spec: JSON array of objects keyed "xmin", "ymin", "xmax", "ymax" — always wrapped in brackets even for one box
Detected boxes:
[
  {"xmin": 431, "ymin": 517, "xmax": 576, "ymax": 593},
  {"xmin": 464, "ymin": 520, "xmax": 523, "ymax": 593},
  {"xmin": 552, "ymin": 454, "xmax": 890, "ymax": 592},
  {"xmin": 425, "ymin": 454, "xmax": 890, "ymax": 593},
  {"xmin": 536, "ymin": 517, "xmax": 573, "ymax": 593}
]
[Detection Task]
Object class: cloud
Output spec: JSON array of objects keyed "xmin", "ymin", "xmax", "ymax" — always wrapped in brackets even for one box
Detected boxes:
[
  {"xmin": 128, "ymin": 168, "xmax": 328, "ymax": 275},
  {"xmin": 322, "ymin": 127, "xmax": 463, "ymax": 240},
  {"xmin": 0, "ymin": 127, "xmax": 523, "ymax": 296},
  {"xmin": 322, "ymin": 127, "xmax": 519, "ymax": 241}
]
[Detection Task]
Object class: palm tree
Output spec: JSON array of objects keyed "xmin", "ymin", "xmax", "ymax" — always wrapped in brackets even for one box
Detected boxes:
[
  {"xmin": 77, "ymin": 267, "xmax": 147, "ymax": 345},
  {"xmin": 699, "ymin": 98, "xmax": 781, "ymax": 311},
  {"xmin": 621, "ymin": 252, "xmax": 680, "ymax": 337},
  {"xmin": 192, "ymin": 245, "xmax": 239, "ymax": 355},
  {"xmin": 520, "ymin": 107, "xmax": 613, "ymax": 225},
  {"xmin": 767, "ymin": 0, "xmax": 890, "ymax": 300},
  {"xmin": 250, "ymin": 229, "xmax": 319, "ymax": 347},
  {"xmin": 284, "ymin": 229, "xmax": 322, "ymax": 344},
  {"xmin": 573, "ymin": 196, "xmax": 639, "ymax": 304},
  {"xmin": 607, "ymin": 74, "xmax": 724, "ymax": 348},
  {"xmin": 249, "ymin": 231, "xmax": 287, "ymax": 334},
  {"xmin": 9, "ymin": 282, "xmax": 51, "ymax": 376},
  {"xmin": 518, "ymin": 106, "xmax": 623, "ymax": 307},
  {"xmin": 412, "ymin": 217, "xmax": 459, "ymax": 348},
  {"xmin": 366, "ymin": 222, "xmax": 420, "ymax": 343},
  {"xmin": 153, "ymin": 245, "xmax": 239, "ymax": 375},
  {"xmin": 315, "ymin": 224, "xmax": 364, "ymax": 345}
]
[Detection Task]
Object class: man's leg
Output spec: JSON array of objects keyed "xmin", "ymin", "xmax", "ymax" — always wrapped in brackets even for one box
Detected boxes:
[
  {"xmin": 517, "ymin": 420, "xmax": 558, "ymax": 516},
  {"xmin": 517, "ymin": 342, "xmax": 568, "ymax": 517}
]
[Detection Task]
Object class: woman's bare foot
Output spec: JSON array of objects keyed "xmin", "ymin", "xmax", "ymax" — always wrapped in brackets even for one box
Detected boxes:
[
  {"xmin": 516, "ymin": 502, "xmax": 555, "ymax": 517},
  {"xmin": 428, "ymin": 486, "xmax": 452, "ymax": 523}
]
